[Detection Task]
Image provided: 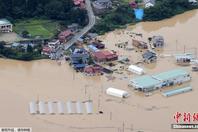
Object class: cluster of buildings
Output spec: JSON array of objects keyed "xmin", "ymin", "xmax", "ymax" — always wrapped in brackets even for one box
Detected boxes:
[
  {"xmin": 132, "ymin": 35, "xmax": 164, "ymax": 49},
  {"xmin": 0, "ymin": 19, "xmax": 13, "ymax": 33},
  {"xmin": 66, "ymin": 39, "xmax": 119, "ymax": 75}
]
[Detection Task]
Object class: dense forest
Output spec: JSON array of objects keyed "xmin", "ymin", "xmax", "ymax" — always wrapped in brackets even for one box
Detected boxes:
[{"xmin": 0, "ymin": 0, "xmax": 88, "ymax": 26}]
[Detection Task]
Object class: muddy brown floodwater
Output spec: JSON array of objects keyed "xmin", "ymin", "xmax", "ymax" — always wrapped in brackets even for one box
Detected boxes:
[{"xmin": 1, "ymin": 10, "xmax": 198, "ymax": 132}]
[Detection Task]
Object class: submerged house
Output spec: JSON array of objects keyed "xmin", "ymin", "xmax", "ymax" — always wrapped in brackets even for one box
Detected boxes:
[
  {"xmin": 91, "ymin": 41, "xmax": 105, "ymax": 49},
  {"xmin": 70, "ymin": 48, "xmax": 89, "ymax": 70},
  {"xmin": 142, "ymin": 50, "xmax": 157, "ymax": 63},
  {"xmin": 129, "ymin": 69, "xmax": 191, "ymax": 92},
  {"xmin": 175, "ymin": 53, "xmax": 195, "ymax": 66},
  {"xmin": 151, "ymin": 36, "xmax": 165, "ymax": 48},
  {"xmin": 92, "ymin": 0, "xmax": 112, "ymax": 14},
  {"xmin": 92, "ymin": 50, "xmax": 118, "ymax": 62},
  {"xmin": 0, "ymin": 19, "xmax": 13, "ymax": 33},
  {"xmin": 84, "ymin": 65, "xmax": 103, "ymax": 75},
  {"xmin": 132, "ymin": 39, "xmax": 148, "ymax": 49}
]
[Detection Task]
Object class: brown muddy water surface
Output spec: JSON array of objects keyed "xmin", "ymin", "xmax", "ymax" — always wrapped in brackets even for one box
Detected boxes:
[{"xmin": 1, "ymin": 10, "xmax": 198, "ymax": 132}]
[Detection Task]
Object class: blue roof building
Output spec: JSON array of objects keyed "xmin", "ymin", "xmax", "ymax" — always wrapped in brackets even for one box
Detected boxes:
[{"xmin": 134, "ymin": 9, "xmax": 144, "ymax": 20}]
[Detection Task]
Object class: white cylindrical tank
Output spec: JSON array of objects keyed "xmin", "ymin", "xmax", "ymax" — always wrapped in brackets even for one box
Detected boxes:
[
  {"xmin": 29, "ymin": 101, "xmax": 37, "ymax": 114},
  {"xmin": 67, "ymin": 101, "xmax": 73, "ymax": 114},
  {"xmin": 76, "ymin": 101, "xmax": 83, "ymax": 114},
  {"xmin": 48, "ymin": 101, "xmax": 54, "ymax": 114},
  {"xmin": 57, "ymin": 101, "xmax": 65, "ymax": 114},
  {"xmin": 106, "ymin": 87, "xmax": 129, "ymax": 98},
  {"xmin": 38, "ymin": 101, "xmax": 46, "ymax": 114},
  {"xmin": 85, "ymin": 101, "xmax": 93, "ymax": 114}
]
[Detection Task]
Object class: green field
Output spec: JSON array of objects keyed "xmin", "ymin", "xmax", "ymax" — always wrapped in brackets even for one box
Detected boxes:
[{"xmin": 14, "ymin": 19, "xmax": 60, "ymax": 39}]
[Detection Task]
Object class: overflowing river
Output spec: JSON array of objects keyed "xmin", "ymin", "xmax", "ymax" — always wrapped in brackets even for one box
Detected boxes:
[{"xmin": 1, "ymin": 9, "xmax": 198, "ymax": 132}]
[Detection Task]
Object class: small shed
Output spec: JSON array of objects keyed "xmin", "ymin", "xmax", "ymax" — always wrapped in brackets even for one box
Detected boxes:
[
  {"xmin": 128, "ymin": 65, "xmax": 145, "ymax": 75},
  {"xmin": 106, "ymin": 87, "xmax": 129, "ymax": 98},
  {"xmin": 88, "ymin": 45, "xmax": 100, "ymax": 52}
]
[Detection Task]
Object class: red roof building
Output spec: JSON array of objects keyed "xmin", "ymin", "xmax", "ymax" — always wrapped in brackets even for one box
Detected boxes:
[
  {"xmin": 84, "ymin": 65, "xmax": 102, "ymax": 75},
  {"xmin": 73, "ymin": 0, "xmax": 84, "ymax": 5},
  {"xmin": 58, "ymin": 30, "xmax": 74, "ymax": 43},
  {"xmin": 42, "ymin": 46, "xmax": 53, "ymax": 56},
  {"xmin": 92, "ymin": 50, "xmax": 118, "ymax": 62}
]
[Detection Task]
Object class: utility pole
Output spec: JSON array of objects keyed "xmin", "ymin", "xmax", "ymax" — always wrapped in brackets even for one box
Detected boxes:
[
  {"xmin": 184, "ymin": 45, "xmax": 186, "ymax": 53},
  {"xmin": 122, "ymin": 122, "xmax": 125, "ymax": 132}
]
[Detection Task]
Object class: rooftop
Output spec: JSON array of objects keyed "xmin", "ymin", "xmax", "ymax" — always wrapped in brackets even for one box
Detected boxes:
[
  {"xmin": 0, "ymin": 19, "xmax": 12, "ymax": 25},
  {"xmin": 131, "ymin": 75, "xmax": 161, "ymax": 88},
  {"xmin": 152, "ymin": 69, "xmax": 189, "ymax": 81}
]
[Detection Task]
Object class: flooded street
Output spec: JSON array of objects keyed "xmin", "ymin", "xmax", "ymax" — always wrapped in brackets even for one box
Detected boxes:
[{"xmin": 1, "ymin": 9, "xmax": 198, "ymax": 132}]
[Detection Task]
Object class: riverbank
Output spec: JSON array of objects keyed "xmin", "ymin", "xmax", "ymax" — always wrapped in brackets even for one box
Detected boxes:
[{"xmin": 92, "ymin": 0, "xmax": 198, "ymax": 34}]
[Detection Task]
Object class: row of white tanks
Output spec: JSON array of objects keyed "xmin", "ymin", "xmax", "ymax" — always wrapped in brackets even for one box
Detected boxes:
[{"xmin": 29, "ymin": 100, "xmax": 93, "ymax": 115}]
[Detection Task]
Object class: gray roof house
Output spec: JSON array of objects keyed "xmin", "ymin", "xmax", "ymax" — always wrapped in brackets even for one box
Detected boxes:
[
  {"xmin": 151, "ymin": 36, "xmax": 165, "ymax": 48},
  {"xmin": 92, "ymin": 0, "xmax": 112, "ymax": 14},
  {"xmin": 142, "ymin": 50, "xmax": 157, "ymax": 63},
  {"xmin": 144, "ymin": 0, "xmax": 155, "ymax": 8}
]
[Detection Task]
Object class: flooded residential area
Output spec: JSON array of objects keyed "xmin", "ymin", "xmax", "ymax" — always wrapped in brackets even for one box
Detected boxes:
[{"xmin": 1, "ymin": 9, "xmax": 198, "ymax": 132}]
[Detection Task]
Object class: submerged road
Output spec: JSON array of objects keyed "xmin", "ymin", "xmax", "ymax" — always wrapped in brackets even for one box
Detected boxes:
[{"xmin": 64, "ymin": 0, "xmax": 96, "ymax": 50}]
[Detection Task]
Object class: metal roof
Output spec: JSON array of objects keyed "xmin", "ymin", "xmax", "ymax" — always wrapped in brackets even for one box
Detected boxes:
[
  {"xmin": 152, "ymin": 69, "xmax": 189, "ymax": 81},
  {"xmin": 131, "ymin": 75, "xmax": 160, "ymax": 88},
  {"xmin": 0, "ymin": 19, "xmax": 12, "ymax": 25}
]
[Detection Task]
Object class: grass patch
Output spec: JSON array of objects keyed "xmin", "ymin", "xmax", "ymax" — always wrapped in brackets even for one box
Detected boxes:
[{"xmin": 14, "ymin": 19, "xmax": 60, "ymax": 39}]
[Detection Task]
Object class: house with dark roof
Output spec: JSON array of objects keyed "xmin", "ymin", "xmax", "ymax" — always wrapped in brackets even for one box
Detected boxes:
[{"xmin": 142, "ymin": 50, "xmax": 157, "ymax": 63}]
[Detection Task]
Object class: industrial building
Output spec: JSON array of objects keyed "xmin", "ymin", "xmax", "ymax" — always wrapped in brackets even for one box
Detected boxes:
[
  {"xmin": 129, "ymin": 69, "xmax": 191, "ymax": 92},
  {"xmin": 129, "ymin": 75, "xmax": 162, "ymax": 92}
]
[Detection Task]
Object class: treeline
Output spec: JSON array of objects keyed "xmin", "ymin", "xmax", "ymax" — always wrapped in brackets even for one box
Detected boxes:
[
  {"xmin": 92, "ymin": 4, "xmax": 135, "ymax": 34},
  {"xmin": 0, "ymin": 41, "xmax": 46, "ymax": 61},
  {"xmin": 0, "ymin": 0, "xmax": 88, "ymax": 26},
  {"xmin": 144, "ymin": 0, "xmax": 197, "ymax": 21}
]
